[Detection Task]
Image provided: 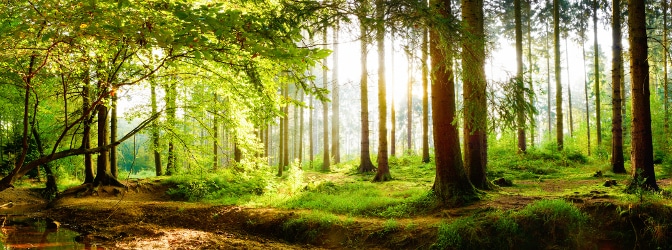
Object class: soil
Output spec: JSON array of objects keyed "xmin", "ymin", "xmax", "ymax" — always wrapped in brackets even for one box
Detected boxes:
[{"xmin": 0, "ymin": 176, "xmax": 668, "ymax": 249}]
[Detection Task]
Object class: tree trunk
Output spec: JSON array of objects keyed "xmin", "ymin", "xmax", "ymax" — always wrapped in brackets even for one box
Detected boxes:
[
  {"xmin": 310, "ymin": 94, "xmax": 314, "ymax": 169},
  {"xmin": 93, "ymin": 102, "xmax": 124, "ymax": 187},
  {"xmin": 566, "ymin": 38, "xmax": 574, "ymax": 138},
  {"xmin": 358, "ymin": 8, "xmax": 376, "ymax": 173},
  {"xmin": 407, "ymin": 47, "xmax": 413, "ymax": 153},
  {"xmin": 373, "ymin": 0, "xmax": 391, "ymax": 182},
  {"xmin": 150, "ymin": 76, "xmax": 162, "ymax": 176},
  {"xmin": 546, "ymin": 20, "xmax": 552, "ymax": 139},
  {"xmin": 462, "ymin": 0, "xmax": 489, "ymax": 189},
  {"xmin": 82, "ymin": 80, "xmax": 94, "ymax": 183},
  {"xmin": 213, "ymin": 97, "xmax": 219, "ymax": 170},
  {"xmin": 593, "ymin": 0, "xmax": 602, "ymax": 146},
  {"xmin": 332, "ymin": 25, "xmax": 340, "ymax": 164},
  {"xmin": 430, "ymin": 0, "xmax": 478, "ymax": 203},
  {"xmin": 611, "ymin": 0, "xmax": 626, "ymax": 174},
  {"xmin": 664, "ymin": 0, "xmax": 670, "ymax": 147},
  {"xmin": 391, "ymin": 31, "xmax": 396, "ymax": 157},
  {"xmin": 421, "ymin": 26, "xmax": 430, "ymax": 163},
  {"xmin": 583, "ymin": 43, "xmax": 591, "ymax": 155},
  {"xmin": 299, "ymin": 89, "xmax": 304, "ymax": 166},
  {"xmin": 110, "ymin": 94, "xmax": 118, "ymax": 178},
  {"xmin": 165, "ymin": 81, "xmax": 177, "ymax": 176},
  {"xmin": 526, "ymin": 0, "xmax": 535, "ymax": 148},
  {"xmin": 322, "ymin": 29, "xmax": 331, "ymax": 172},
  {"xmin": 31, "ymin": 126, "xmax": 57, "ymax": 198},
  {"xmin": 628, "ymin": 0, "xmax": 658, "ymax": 190},
  {"xmin": 278, "ymin": 114, "xmax": 284, "ymax": 176},
  {"xmin": 554, "ymin": 0, "xmax": 563, "ymax": 150},
  {"xmin": 284, "ymin": 86, "xmax": 290, "ymax": 169},
  {"xmin": 515, "ymin": 0, "xmax": 526, "ymax": 153}
]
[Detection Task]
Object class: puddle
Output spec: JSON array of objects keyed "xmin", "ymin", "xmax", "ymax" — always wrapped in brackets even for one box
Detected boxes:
[{"xmin": 0, "ymin": 215, "xmax": 104, "ymax": 250}]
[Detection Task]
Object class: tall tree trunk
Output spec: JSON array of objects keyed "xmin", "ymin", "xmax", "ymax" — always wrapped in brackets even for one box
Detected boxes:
[
  {"xmin": 430, "ymin": 0, "xmax": 477, "ymax": 203},
  {"xmin": 566, "ymin": 38, "xmax": 574, "ymax": 137},
  {"xmin": 664, "ymin": 0, "xmax": 670, "ymax": 146},
  {"xmin": 358, "ymin": 8, "xmax": 376, "ymax": 172},
  {"xmin": 373, "ymin": 0, "xmax": 391, "ymax": 182},
  {"xmin": 462, "ymin": 0, "xmax": 489, "ymax": 189},
  {"xmin": 526, "ymin": 0, "xmax": 535, "ymax": 147},
  {"xmin": 391, "ymin": 32, "xmax": 397, "ymax": 157},
  {"xmin": 628, "ymin": 0, "xmax": 658, "ymax": 190},
  {"xmin": 299, "ymin": 89, "xmax": 304, "ymax": 166},
  {"xmin": 310, "ymin": 94, "xmax": 315, "ymax": 169},
  {"xmin": 213, "ymin": 96, "xmax": 219, "ymax": 170},
  {"xmin": 82, "ymin": 79, "xmax": 94, "ymax": 183},
  {"xmin": 278, "ymin": 114, "xmax": 284, "ymax": 176},
  {"xmin": 546, "ymin": 20, "xmax": 552, "ymax": 139},
  {"xmin": 110, "ymin": 94, "xmax": 118, "ymax": 178},
  {"xmin": 165, "ymin": 81, "xmax": 177, "ymax": 176},
  {"xmin": 284, "ymin": 86, "xmax": 290, "ymax": 169},
  {"xmin": 322, "ymin": 29, "xmax": 331, "ymax": 172},
  {"xmin": 554, "ymin": 0, "xmax": 564, "ymax": 150},
  {"xmin": 515, "ymin": 0, "xmax": 526, "ymax": 153},
  {"xmin": 150, "ymin": 77, "xmax": 162, "ymax": 176},
  {"xmin": 593, "ymin": 0, "xmax": 602, "ymax": 146},
  {"xmin": 611, "ymin": 0, "xmax": 626, "ymax": 174},
  {"xmin": 332, "ymin": 25, "xmax": 340, "ymax": 164},
  {"xmin": 583, "ymin": 43, "xmax": 591, "ymax": 155},
  {"xmin": 421, "ymin": 26, "xmax": 430, "ymax": 163},
  {"xmin": 407, "ymin": 47, "xmax": 413, "ymax": 153}
]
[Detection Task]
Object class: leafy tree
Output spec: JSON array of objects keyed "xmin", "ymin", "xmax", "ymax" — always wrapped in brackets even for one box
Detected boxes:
[
  {"xmin": 373, "ymin": 0, "xmax": 392, "ymax": 182},
  {"xmin": 357, "ymin": 0, "xmax": 376, "ymax": 173}
]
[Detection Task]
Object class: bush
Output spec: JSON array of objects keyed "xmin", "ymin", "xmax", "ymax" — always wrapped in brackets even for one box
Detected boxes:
[{"xmin": 165, "ymin": 168, "xmax": 271, "ymax": 203}]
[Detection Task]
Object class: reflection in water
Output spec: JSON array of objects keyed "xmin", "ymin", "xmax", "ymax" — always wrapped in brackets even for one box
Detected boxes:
[{"xmin": 0, "ymin": 216, "xmax": 104, "ymax": 250}]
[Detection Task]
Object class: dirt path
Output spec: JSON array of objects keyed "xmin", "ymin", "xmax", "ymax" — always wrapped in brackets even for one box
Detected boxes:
[{"xmin": 0, "ymin": 175, "xmax": 662, "ymax": 249}]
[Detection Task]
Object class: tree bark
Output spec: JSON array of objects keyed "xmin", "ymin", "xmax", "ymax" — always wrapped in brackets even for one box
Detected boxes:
[
  {"xmin": 82, "ymin": 79, "xmax": 94, "ymax": 183},
  {"xmin": 150, "ymin": 76, "xmax": 162, "ymax": 176},
  {"xmin": 421, "ymin": 26, "xmax": 430, "ymax": 163},
  {"xmin": 611, "ymin": 0, "xmax": 626, "ymax": 174},
  {"xmin": 93, "ymin": 102, "xmax": 124, "ymax": 187},
  {"xmin": 554, "ymin": 0, "xmax": 564, "ymax": 150},
  {"xmin": 462, "ymin": 0, "xmax": 489, "ymax": 189},
  {"xmin": 526, "ymin": 0, "xmax": 535, "ymax": 148},
  {"xmin": 566, "ymin": 38, "xmax": 574, "ymax": 138},
  {"xmin": 322, "ymin": 28, "xmax": 331, "ymax": 172},
  {"xmin": 583, "ymin": 43, "xmax": 591, "ymax": 155},
  {"xmin": 373, "ymin": 0, "xmax": 391, "ymax": 182},
  {"xmin": 165, "ymin": 81, "xmax": 177, "ymax": 176},
  {"xmin": 110, "ymin": 94, "xmax": 118, "ymax": 178},
  {"xmin": 358, "ymin": 6, "xmax": 376, "ymax": 173},
  {"xmin": 299, "ymin": 89, "xmax": 304, "ymax": 166},
  {"xmin": 628, "ymin": 0, "xmax": 658, "ymax": 189},
  {"xmin": 391, "ymin": 32, "xmax": 397, "ymax": 158},
  {"xmin": 515, "ymin": 0, "xmax": 526, "ymax": 153},
  {"xmin": 593, "ymin": 0, "xmax": 602, "ymax": 145},
  {"xmin": 430, "ymin": 0, "xmax": 478, "ymax": 203},
  {"xmin": 407, "ymin": 46, "xmax": 413, "ymax": 153}
]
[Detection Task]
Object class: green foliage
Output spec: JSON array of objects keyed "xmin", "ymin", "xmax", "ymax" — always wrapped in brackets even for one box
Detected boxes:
[
  {"xmin": 488, "ymin": 139, "xmax": 589, "ymax": 180},
  {"xmin": 165, "ymin": 168, "xmax": 272, "ymax": 204},
  {"xmin": 432, "ymin": 200, "xmax": 588, "ymax": 249}
]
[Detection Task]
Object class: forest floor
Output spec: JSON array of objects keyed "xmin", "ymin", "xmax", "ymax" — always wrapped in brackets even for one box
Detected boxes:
[{"xmin": 1, "ymin": 168, "xmax": 670, "ymax": 249}]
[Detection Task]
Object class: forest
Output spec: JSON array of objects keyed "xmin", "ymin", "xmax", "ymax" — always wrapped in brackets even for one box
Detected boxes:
[{"xmin": 0, "ymin": 0, "xmax": 672, "ymax": 249}]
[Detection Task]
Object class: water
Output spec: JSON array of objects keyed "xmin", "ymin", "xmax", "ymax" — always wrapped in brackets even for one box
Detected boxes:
[{"xmin": 0, "ymin": 206, "xmax": 104, "ymax": 250}]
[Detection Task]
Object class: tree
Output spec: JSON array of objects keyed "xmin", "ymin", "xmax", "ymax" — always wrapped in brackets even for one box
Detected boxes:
[
  {"xmin": 322, "ymin": 29, "xmax": 331, "ymax": 172},
  {"xmin": 357, "ymin": 1, "xmax": 376, "ymax": 173},
  {"xmin": 373, "ymin": 0, "xmax": 391, "ymax": 182},
  {"xmin": 150, "ymin": 72, "xmax": 162, "ymax": 176},
  {"xmin": 421, "ymin": 25, "xmax": 430, "ymax": 163},
  {"xmin": 515, "ymin": 0, "xmax": 526, "ymax": 153},
  {"xmin": 110, "ymin": 93, "xmax": 119, "ymax": 178},
  {"xmin": 628, "ymin": 0, "xmax": 659, "ymax": 190},
  {"xmin": 406, "ymin": 43, "xmax": 413, "ymax": 153},
  {"xmin": 430, "ymin": 0, "xmax": 478, "ymax": 203},
  {"xmin": 82, "ymin": 77, "xmax": 95, "ymax": 183},
  {"xmin": 391, "ymin": 32, "xmax": 397, "ymax": 157},
  {"xmin": 331, "ymin": 24, "xmax": 341, "ymax": 165},
  {"xmin": 554, "ymin": 0, "xmax": 564, "ymax": 150},
  {"xmin": 462, "ymin": 0, "xmax": 490, "ymax": 189},
  {"xmin": 611, "ymin": 0, "xmax": 626, "ymax": 174},
  {"xmin": 165, "ymin": 80, "xmax": 178, "ymax": 176},
  {"xmin": 593, "ymin": 0, "xmax": 602, "ymax": 145}
]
